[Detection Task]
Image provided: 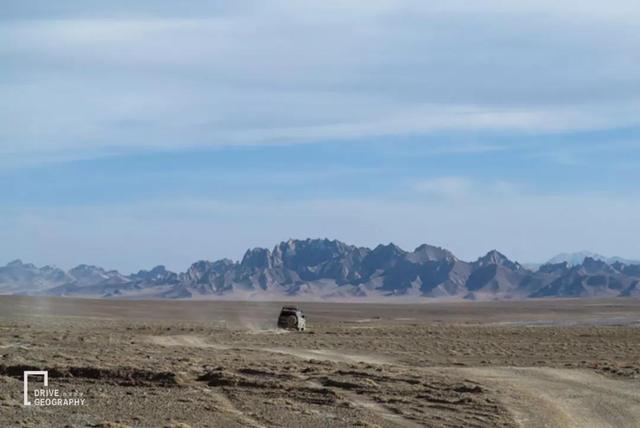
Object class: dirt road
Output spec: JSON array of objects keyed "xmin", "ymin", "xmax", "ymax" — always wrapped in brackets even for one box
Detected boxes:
[
  {"xmin": 264, "ymin": 346, "xmax": 640, "ymax": 427},
  {"xmin": 149, "ymin": 334, "xmax": 640, "ymax": 427},
  {"xmin": 148, "ymin": 334, "xmax": 391, "ymax": 365},
  {"xmin": 457, "ymin": 367, "xmax": 640, "ymax": 428},
  {"xmin": 3, "ymin": 297, "xmax": 640, "ymax": 427}
]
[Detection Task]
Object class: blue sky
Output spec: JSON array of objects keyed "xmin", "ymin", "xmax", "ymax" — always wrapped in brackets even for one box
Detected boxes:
[{"xmin": 1, "ymin": 1, "xmax": 639, "ymax": 272}]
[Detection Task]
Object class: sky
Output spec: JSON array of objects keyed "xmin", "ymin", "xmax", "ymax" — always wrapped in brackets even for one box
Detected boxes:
[{"xmin": 1, "ymin": 1, "xmax": 639, "ymax": 273}]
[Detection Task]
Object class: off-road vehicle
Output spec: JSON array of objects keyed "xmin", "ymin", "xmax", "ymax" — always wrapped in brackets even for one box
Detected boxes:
[{"xmin": 277, "ymin": 306, "xmax": 306, "ymax": 331}]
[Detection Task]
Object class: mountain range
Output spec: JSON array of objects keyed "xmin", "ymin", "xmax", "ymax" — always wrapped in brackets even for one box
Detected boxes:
[
  {"xmin": 2, "ymin": 239, "xmax": 639, "ymax": 301},
  {"xmin": 545, "ymin": 251, "xmax": 640, "ymax": 267}
]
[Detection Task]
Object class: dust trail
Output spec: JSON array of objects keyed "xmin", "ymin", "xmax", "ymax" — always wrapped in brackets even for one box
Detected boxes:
[
  {"xmin": 146, "ymin": 335, "xmax": 232, "ymax": 350},
  {"xmin": 235, "ymin": 299, "xmax": 282, "ymax": 333},
  {"xmin": 146, "ymin": 335, "xmax": 389, "ymax": 364},
  {"xmin": 236, "ymin": 316, "xmax": 288, "ymax": 334},
  {"xmin": 245, "ymin": 328, "xmax": 290, "ymax": 335}
]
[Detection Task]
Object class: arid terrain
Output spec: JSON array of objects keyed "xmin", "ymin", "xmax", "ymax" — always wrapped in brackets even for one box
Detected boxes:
[{"xmin": 1, "ymin": 296, "xmax": 639, "ymax": 427}]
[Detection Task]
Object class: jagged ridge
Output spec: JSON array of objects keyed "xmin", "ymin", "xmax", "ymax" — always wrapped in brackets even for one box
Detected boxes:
[{"xmin": 1, "ymin": 239, "xmax": 639, "ymax": 300}]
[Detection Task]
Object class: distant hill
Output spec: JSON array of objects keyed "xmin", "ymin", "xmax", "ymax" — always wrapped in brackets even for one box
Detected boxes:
[
  {"xmin": 2, "ymin": 239, "xmax": 639, "ymax": 301},
  {"xmin": 546, "ymin": 252, "xmax": 640, "ymax": 267}
]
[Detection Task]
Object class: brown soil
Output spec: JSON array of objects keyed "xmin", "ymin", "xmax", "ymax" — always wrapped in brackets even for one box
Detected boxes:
[{"xmin": 1, "ymin": 296, "xmax": 639, "ymax": 427}]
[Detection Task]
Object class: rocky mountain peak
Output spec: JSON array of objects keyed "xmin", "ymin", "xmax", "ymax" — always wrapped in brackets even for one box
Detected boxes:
[
  {"xmin": 241, "ymin": 247, "xmax": 272, "ymax": 270},
  {"xmin": 475, "ymin": 250, "xmax": 521, "ymax": 270},
  {"xmin": 372, "ymin": 243, "xmax": 406, "ymax": 257},
  {"xmin": 273, "ymin": 238, "xmax": 355, "ymax": 269},
  {"xmin": 407, "ymin": 244, "xmax": 454, "ymax": 263},
  {"xmin": 538, "ymin": 262, "xmax": 569, "ymax": 274},
  {"xmin": 2, "ymin": 240, "xmax": 639, "ymax": 300},
  {"xmin": 132, "ymin": 265, "xmax": 178, "ymax": 285},
  {"xmin": 361, "ymin": 243, "xmax": 406, "ymax": 274},
  {"xmin": 547, "ymin": 251, "xmax": 640, "ymax": 267},
  {"xmin": 580, "ymin": 257, "xmax": 613, "ymax": 274},
  {"xmin": 70, "ymin": 264, "xmax": 106, "ymax": 274}
]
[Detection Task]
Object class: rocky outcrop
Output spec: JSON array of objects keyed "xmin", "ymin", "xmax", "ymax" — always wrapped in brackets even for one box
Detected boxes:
[{"xmin": 2, "ymin": 241, "xmax": 640, "ymax": 300}]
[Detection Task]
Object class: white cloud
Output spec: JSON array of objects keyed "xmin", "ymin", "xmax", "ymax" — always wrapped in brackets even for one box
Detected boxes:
[
  {"xmin": 412, "ymin": 177, "xmax": 473, "ymax": 199},
  {"xmin": 412, "ymin": 176, "xmax": 520, "ymax": 201},
  {"xmin": 2, "ymin": 2, "xmax": 638, "ymax": 271},
  {"xmin": 0, "ymin": 1, "xmax": 639, "ymax": 162}
]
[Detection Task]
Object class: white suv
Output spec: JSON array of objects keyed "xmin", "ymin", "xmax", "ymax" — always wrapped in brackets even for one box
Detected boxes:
[{"xmin": 277, "ymin": 306, "xmax": 306, "ymax": 331}]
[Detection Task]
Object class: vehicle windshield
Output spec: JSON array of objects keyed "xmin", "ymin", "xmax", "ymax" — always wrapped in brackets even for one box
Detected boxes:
[{"xmin": 280, "ymin": 310, "xmax": 297, "ymax": 317}]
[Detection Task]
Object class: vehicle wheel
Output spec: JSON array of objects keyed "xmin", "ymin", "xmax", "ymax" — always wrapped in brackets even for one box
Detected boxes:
[{"xmin": 286, "ymin": 315, "xmax": 297, "ymax": 329}]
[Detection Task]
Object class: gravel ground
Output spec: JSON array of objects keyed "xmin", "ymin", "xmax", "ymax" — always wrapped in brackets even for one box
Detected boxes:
[{"xmin": 1, "ymin": 296, "xmax": 639, "ymax": 427}]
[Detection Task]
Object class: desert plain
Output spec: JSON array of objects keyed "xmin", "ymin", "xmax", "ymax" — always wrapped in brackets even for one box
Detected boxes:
[{"xmin": 1, "ymin": 296, "xmax": 639, "ymax": 427}]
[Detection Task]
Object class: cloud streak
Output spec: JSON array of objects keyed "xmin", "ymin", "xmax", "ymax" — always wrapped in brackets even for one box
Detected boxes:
[
  {"xmin": 1, "ymin": 1, "xmax": 639, "ymax": 270},
  {"xmin": 1, "ymin": 1, "xmax": 639, "ymax": 162}
]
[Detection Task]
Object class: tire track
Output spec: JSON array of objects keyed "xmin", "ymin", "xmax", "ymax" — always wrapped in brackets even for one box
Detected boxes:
[{"xmin": 454, "ymin": 367, "xmax": 640, "ymax": 428}]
